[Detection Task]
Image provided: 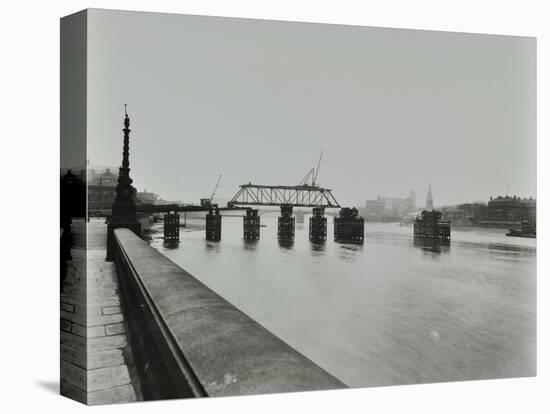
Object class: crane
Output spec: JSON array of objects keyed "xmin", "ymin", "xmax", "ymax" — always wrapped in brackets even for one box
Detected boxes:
[
  {"xmin": 201, "ymin": 174, "xmax": 223, "ymax": 206},
  {"xmin": 298, "ymin": 151, "xmax": 323, "ymax": 187}
]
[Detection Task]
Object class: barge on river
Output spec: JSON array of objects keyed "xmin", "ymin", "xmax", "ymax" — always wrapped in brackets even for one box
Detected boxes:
[{"xmin": 506, "ymin": 219, "xmax": 536, "ymax": 238}]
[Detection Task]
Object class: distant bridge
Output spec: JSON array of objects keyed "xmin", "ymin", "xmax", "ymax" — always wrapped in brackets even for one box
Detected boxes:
[
  {"xmin": 136, "ymin": 203, "xmax": 247, "ymax": 214},
  {"xmin": 228, "ymin": 183, "xmax": 341, "ymax": 208}
]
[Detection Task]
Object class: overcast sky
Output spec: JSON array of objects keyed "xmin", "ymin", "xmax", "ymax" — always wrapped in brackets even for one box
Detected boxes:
[{"xmin": 86, "ymin": 9, "xmax": 536, "ymax": 207}]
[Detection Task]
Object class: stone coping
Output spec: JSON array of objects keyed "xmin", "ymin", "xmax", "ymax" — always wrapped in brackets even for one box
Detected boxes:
[{"xmin": 113, "ymin": 228, "xmax": 346, "ymax": 397}]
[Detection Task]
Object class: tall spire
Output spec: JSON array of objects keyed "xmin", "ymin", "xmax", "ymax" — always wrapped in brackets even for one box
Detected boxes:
[{"xmin": 426, "ymin": 184, "xmax": 434, "ymax": 212}]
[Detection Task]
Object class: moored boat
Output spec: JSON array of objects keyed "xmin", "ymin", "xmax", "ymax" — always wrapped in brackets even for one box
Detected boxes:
[{"xmin": 506, "ymin": 219, "xmax": 536, "ymax": 238}]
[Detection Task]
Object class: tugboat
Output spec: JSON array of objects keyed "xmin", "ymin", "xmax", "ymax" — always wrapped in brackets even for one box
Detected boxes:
[
  {"xmin": 413, "ymin": 185, "xmax": 451, "ymax": 241},
  {"xmin": 506, "ymin": 219, "xmax": 536, "ymax": 238}
]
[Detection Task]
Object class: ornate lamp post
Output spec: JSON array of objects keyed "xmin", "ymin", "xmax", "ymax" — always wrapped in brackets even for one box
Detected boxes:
[{"xmin": 107, "ymin": 105, "xmax": 142, "ymax": 260}]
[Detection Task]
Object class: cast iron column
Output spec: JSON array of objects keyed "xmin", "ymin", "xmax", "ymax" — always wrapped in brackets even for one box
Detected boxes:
[{"xmin": 107, "ymin": 105, "xmax": 142, "ymax": 260}]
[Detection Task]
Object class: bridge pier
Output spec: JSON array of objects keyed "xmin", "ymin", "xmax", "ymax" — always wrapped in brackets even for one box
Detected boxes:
[
  {"xmin": 243, "ymin": 209, "xmax": 260, "ymax": 240},
  {"xmin": 164, "ymin": 212, "xmax": 180, "ymax": 244},
  {"xmin": 277, "ymin": 205, "xmax": 295, "ymax": 241},
  {"xmin": 309, "ymin": 207, "xmax": 327, "ymax": 242},
  {"xmin": 334, "ymin": 207, "xmax": 364, "ymax": 244},
  {"xmin": 206, "ymin": 204, "xmax": 222, "ymax": 241}
]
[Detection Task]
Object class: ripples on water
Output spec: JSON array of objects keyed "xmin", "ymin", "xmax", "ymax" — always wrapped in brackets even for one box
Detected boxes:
[{"xmin": 150, "ymin": 215, "xmax": 536, "ymax": 387}]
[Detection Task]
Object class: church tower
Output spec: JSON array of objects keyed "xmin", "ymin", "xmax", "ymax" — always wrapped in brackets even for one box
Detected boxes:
[{"xmin": 426, "ymin": 184, "xmax": 434, "ymax": 212}]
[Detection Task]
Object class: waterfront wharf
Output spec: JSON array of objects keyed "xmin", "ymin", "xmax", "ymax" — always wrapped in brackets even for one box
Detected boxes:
[
  {"xmin": 60, "ymin": 219, "xmax": 142, "ymax": 405},
  {"xmin": 59, "ymin": 109, "xmax": 348, "ymax": 404},
  {"xmin": 61, "ymin": 219, "xmax": 345, "ymax": 403},
  {"xmin": 111, "ymin": 228, "xmax": 346, "ymax": 398}
]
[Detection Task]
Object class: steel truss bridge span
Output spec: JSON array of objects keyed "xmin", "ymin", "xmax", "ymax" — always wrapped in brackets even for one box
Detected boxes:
[
  {"xmin": 228, "ymin": 183, "xmax": 341, "ymax": 208},
  {"xmin": 136, "ymin": 204, "xmax": 247, "ymax": 214}
]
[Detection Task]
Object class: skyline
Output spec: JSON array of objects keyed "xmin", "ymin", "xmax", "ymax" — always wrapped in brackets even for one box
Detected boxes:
[
  {"xmin": 83, "ymin": 162, "xmax": 535, "ymax": 209},
  {"xmin": 81, "ymin": 10, "xmax": 536, "ymax": 207}
]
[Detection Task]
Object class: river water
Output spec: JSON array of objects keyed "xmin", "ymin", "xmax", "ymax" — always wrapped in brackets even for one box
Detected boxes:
[{"xmin": 149, "ymin": 213, "xmax": 536, "ymax": 388}]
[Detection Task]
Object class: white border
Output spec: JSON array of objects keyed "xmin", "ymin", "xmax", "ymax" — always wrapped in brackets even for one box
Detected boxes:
[{"xmin": 0, "ymin": 1, "xmax": 547, "ymax": 413}]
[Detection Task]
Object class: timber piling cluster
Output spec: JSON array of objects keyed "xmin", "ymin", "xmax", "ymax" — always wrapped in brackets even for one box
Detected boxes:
[
  {"xmin": 413, "ymin": 210, "xmax": 451, "ymax": 240},
  {"xmin": 206, "ymin": 204, "xmax": 222, "ymax": 241},
  {"xmin": 277, "ymin": 205, "xmax": 296, "ymax": 241},
  {"xmin": 243, "ymin": 209, "xmax": 260, "ymax": 240},
  {"xmin": 163, "ymin": 212, "xmax": 180, "ymax": 243},
  {"xmin": 334, "ymin": 207, "xmax": 365, "ymax": 243},
  {"xmin": 155, "ymin": 205, "xmax": 366, "ymax": 245},
  {"xmin": 309, "ymin": 207, "xmax": 327, "ymax": 242}
]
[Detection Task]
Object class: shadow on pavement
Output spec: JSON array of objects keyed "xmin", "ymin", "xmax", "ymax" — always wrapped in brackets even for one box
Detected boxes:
[{"xmin": 36, "ymin": 380, "xmax": 59, "ymax": 395}]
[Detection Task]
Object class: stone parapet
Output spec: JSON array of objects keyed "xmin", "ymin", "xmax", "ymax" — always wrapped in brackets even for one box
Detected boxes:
[{"xmin": 113, "ymin": 228, "xmax": 346, "ymax": 398}]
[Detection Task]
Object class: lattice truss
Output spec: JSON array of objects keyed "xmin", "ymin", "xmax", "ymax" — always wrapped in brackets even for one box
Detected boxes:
[{"xmin": 229, "ymin": 184, "xmax": 341, "ymax": 208}]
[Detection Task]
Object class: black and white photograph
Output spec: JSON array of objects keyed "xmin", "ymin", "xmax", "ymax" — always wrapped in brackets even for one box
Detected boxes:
[
  {"xmin": 3, "ymin": 1, "xmax": 547, "ymax": 413},
  {"xmin": 58, "ymin": 8, "xmax": 538, "ymax": 406}
]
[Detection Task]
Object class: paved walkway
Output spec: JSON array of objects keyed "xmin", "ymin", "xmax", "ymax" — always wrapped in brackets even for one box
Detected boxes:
[{"xmin": 60, "ymin": 219, "xmax": 142, "ymax": 405}]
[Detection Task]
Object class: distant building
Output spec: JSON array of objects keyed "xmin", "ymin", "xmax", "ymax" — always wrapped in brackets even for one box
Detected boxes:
[
  {"xmin": 363, "ymin": 191, "xmax": 416, "ymax": 222},
  {"xmin": 87, "ymin": 166, "xmax": 118, "ymax": 185},
  {"xmin": 522, "ymin": 197, "xmax": 536, "ymax": 221},
  {"xmin": 137, "ymin": 189, "xmax": 159, "ymax": 204},
  {"xmin": 441, "ymin": 196, "xmax": 536, "ymax": 227},
  {"xmin": 363, "ymin": 199, "xmax": 385, "ymax": 218},
  {"xmin": 482, "ymin": 195, "xmax": 536, "ymax": 225},
  {"xmin": 455, "ymin": 202, "xmax": 488, "ymax": 224},
  {"xmin": 85, "ymin": 166, "xmax": 165, "ymax": 214},
  {"xmin": 441, "ymin": 207, "xmax": 468, "ymax": 225},
  {"xmin": 91, "ymin": 168, "xmax": 118, "ymax": 186},
  {"xmin": 88, "ymin": 167, "xmax": 118, "ymax": 214}
]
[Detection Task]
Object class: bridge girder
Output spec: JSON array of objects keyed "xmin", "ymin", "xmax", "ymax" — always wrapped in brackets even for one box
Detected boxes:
[
  {"xmin": 136, "ymin": 204, "xmax": 248, "ymax": 214},
  {"xmin": 228, "ymin": 184, "xmax": 341, "ymax": 208}
]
